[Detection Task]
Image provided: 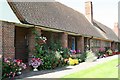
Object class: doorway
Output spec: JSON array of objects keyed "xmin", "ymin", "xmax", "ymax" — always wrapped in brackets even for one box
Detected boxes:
[{"xmin": 15, "ymin": 27, "xmax": 28, "ymax": 62}]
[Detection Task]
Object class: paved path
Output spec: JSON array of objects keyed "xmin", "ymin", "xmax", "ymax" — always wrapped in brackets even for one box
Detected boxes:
[{"xmin": 16, "ymin": 55, "xmax": 118, "ymax": 79}]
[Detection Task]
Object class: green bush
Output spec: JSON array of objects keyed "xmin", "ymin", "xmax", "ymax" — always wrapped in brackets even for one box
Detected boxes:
[
  {"xmin": 79, "ymin": 53, "xmax": 87, "ymax": 62},
  {"xmin": 33, "ymin": 30, "xmax": 71, "ymax": 70},
  {"xmin": 37, "ymin": 51, "xmax": 66, "ymax": 70},
  {"xmin": 2, "ymin": 61, "xmax": 19, "ymax": 79}
]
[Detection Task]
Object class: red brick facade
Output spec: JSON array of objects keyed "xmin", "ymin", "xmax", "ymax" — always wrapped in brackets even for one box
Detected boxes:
[
  {"xmin": 0, "ymin": 21, "xmax": 2, "ymax": 59},
  {"xmin": 2, "ymin": 22, "xmax": 15, "ymax": 59},
  {"xmin": 77, "ymin": 36, "xmax": 84, "ymax": 53},
  {"xmin": 61, "ymin": 32, "xmax": 68, "ymax": 48},
  {"xmin": 0, "ymin": 21, "xmax": 119, "ymax": 60}
]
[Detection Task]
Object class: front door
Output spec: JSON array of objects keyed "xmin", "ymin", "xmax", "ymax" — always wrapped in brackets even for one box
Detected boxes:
[
  {"xmin": 72, "ymin": 37, "xmax": 75, "ymax": 50},
  {"xmin": 15, "ymin": 27, "xmax": 28, "ymax": 62}
]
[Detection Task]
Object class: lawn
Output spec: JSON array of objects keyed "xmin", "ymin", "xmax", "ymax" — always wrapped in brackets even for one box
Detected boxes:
[{"xmin": 63, "ymin": 58, "xmax": 119, "ymax": 78}]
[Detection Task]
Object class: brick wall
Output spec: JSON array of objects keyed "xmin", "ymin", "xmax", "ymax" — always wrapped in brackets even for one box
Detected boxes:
[
  {"xmin": 85, "ymin": 1, "xmax": 93, "ymax": 23},
  {"xmin": 0, "ymin": 21, "xmax": 2, "ymax": 80},
  {"xmin": 28, "ymin": 27, "xmax": 41, "ymax": 58},
  {"xmin": 2, "ymin": 21, "xmax": 15, "ymax": 59},
  {"xmin": 0, "ymin": 21, "xmax": 2, "ymax": 59},
  {"xmin": 61, "ymin": 32, "xmax": 68, "ymax": 48},
  {"xmin": 113, "ymin": 23, "xmax": 119, "ymax": 36},
  {"xmin": 77, "ymin": 36, "xmax": 84, "ymax": 53}
]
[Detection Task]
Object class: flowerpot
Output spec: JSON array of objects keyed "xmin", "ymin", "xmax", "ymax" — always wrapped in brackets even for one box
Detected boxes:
[
  {"xmin": 33, "ymin": 66, "xmax": 39, "ymax": 71},
  {"xmin": 17, "ymin": 71, "xmax": 22, "ymax": 75},
  {"xmin": 17, "ymin": 68, "xmax": 22, "ymax": 75}
]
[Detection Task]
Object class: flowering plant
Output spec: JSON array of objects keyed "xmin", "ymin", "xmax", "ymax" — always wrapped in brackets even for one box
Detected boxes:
[
  {"xmin": 14, "ymin": 59, "xmax": 26, "ymax": 69},
  {"xmin": 106, "ymin": 49, "xmax": 112, "ymax": 55},
  {"xmin": 2, "ymin": 58, "xmax": 26, "ymax": 79},
  {"xmin": 99, "ymin": 47, "xmax": 105, "ymax": 52},
  {"xmin": 70, "ymin": 50, "xmax": 76, "ymax": 54},
  {"xmin": 37, "ymin": 36, "xmax": 47, "ymax": 44},
  {"xmin": 70, "ymin": 50, "xmax": 81, "ymax": 54},
  {"xmin": 97, "ymin": 47, "xmax": 106, "ymax": 58},
  {"xmin": 29, "ymin": 58, "xmax": 43, "ymax": 68},
  {"xmin": 39, "ymin": 36, "xmax": 47, "ymax": 41}
]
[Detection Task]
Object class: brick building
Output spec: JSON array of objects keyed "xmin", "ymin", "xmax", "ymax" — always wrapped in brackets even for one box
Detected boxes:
[{"xmin": 0, "ymin": 1, "xmax": 119, "ymax": 62}]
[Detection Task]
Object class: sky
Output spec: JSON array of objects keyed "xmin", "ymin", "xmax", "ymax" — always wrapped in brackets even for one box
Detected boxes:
[{"xmin": 0, "ymin": 0, "xmax": 119, "ymax": 29}]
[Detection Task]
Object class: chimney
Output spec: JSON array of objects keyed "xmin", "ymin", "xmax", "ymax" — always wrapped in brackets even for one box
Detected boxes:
[
  {"xmin": 85, "ymin": 1, "xmax": 93, "ymax": 24},
  {"xmin": 113, "ymin": 22, "xmax": 119, "ymax": 36}
]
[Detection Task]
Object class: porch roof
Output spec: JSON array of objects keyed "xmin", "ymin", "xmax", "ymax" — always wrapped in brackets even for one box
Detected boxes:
[{"xmin": 8, "ymin": 1, "xmax": 104, "ymax": 39}]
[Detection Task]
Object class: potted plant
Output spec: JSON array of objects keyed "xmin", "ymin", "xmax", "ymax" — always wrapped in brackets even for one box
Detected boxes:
[{"xmin": 29, "ymin": 58, "xmax": 43, "ymax": 71}]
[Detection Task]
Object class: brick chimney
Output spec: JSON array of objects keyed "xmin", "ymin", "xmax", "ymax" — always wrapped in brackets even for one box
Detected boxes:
[
  {"xmin": 113, "ymin": 22, "xmax": 119, "ymax": 36},
  {"xmin": 85, "ymin": 1, "xmax": 93, "ymax": 24}
]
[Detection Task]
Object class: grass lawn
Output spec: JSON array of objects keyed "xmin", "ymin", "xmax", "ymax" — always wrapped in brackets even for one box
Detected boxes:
[{"xmin": 63, "ymin": 58, "xmax": 119, "ymax": 78}]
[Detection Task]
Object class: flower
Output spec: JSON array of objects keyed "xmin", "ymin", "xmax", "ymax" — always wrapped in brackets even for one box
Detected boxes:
[
  {"xmin": 14, "ymin": 59, "xmax": 27, "ymax": 69},
  {"xmin": 77, "ymin": 50, "xmax": 81, "ymax": 53},
  {"xmin": 29, "ymin": 58, "xmax": 43, "ymax": 67},
  {"xmin": 2, "ymin": 58, "xmax": 27, "ymax": 79},
  {"xmin": 39, "ymin": 36, "xmax": 47, "ymax": 41},
  {"xmin": 99, "ymin": 48, "xmax": 105, "ymax": 52},
  {"xmin": 70, "ymin": 50, "xmax": 76, "ymax": 54}
]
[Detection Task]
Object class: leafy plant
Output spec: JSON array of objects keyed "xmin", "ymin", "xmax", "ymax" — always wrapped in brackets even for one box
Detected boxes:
[
  {"xmin": 97, "ymin": 47, "xmax": 106, "ymax": 58},
  {"xmin": 79, "ymin": 53, "xmax": 87, "ymax": 62},
  {"xmin": 106, "ymin": 49, "xmax": 113, "ymax": 55},
  {"xmin": 33, "ymin": 29, "xmax": 69, "ymax": 70},
  {"xmin": 2, "ymin": 58, "xmax": 26, "ymax": 79}
]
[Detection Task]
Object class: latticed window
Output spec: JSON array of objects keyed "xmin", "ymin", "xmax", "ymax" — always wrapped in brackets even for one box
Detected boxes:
[
  {"xmin": 105, "ymin": 42, "xmax": 110, "ymax": 47},
  {"xmin": 92, "ymin": 39, "xmax": 100, "ymax": 48}
]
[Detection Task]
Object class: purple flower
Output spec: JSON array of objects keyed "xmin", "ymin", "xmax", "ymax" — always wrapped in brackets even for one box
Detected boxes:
[
  {"xmin": 70, "ymin": 50, "xmax": 76, "ymax": 54},
  {"xmin": 29, "ymin": 58, "xmax": 43, "ymax": 67},
  {"xmin": 77, "ymin": 50, "xmax": 81, "ymax": 53},
  {"xmin": 73, "ymin": 50, "xmax": 76, "ymax": 53}
]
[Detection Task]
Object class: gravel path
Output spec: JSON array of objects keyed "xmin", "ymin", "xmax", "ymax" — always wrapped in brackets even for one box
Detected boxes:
[{"xmin": 16, "ymin": 55, "xmax": 118, "ymax": 79}]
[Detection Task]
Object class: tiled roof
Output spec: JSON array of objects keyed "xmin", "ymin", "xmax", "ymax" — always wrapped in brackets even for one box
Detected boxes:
[
  {"xmin": 93, "ymin": 20, "xmax": 118, "ymax": 42},
  {"xmin": 8, "ymin": 2, "xmax": 104, "ymax": 38}
]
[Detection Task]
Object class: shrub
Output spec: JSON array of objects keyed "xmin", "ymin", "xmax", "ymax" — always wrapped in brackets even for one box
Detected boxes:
[
  {"xmin": 106, "ymin": 49, "xmax": 113, "ymax": 55},
  {"xmin": 2, "ymin": 58, "xmax": 26, "ymax": 79},
  {"xmin": 97, "ymin": 47, "xmax": 106, "ymax": 58},
  {"xmin": 33, "ymin": 29, "xmax": 70, "ymax": 70},
  {"xmin": 79, "ymin": 53, "xmax": 87, "ymax": 62}
]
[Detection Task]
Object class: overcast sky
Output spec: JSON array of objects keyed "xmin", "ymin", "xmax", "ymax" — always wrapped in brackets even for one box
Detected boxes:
[
  {"xmin": 0, "ymin": 0, "xmax": 119, "ymax": 29},
  {"xmin": 56, "ymin": 0, "xmax": 119, "ymax": 29}
]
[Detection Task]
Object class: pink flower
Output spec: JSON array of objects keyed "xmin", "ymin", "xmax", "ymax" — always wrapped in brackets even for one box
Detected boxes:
[
  {"xmin": 70, "ymin": 50, "xmax": 77, "ymax": 54},
  {"xmin": 99, "ymin": 48, "xmax": 105, "ymax": 52},
  {"xmin": 77, "ymin": 50, "xmax": 81, "ymax": 53}
]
